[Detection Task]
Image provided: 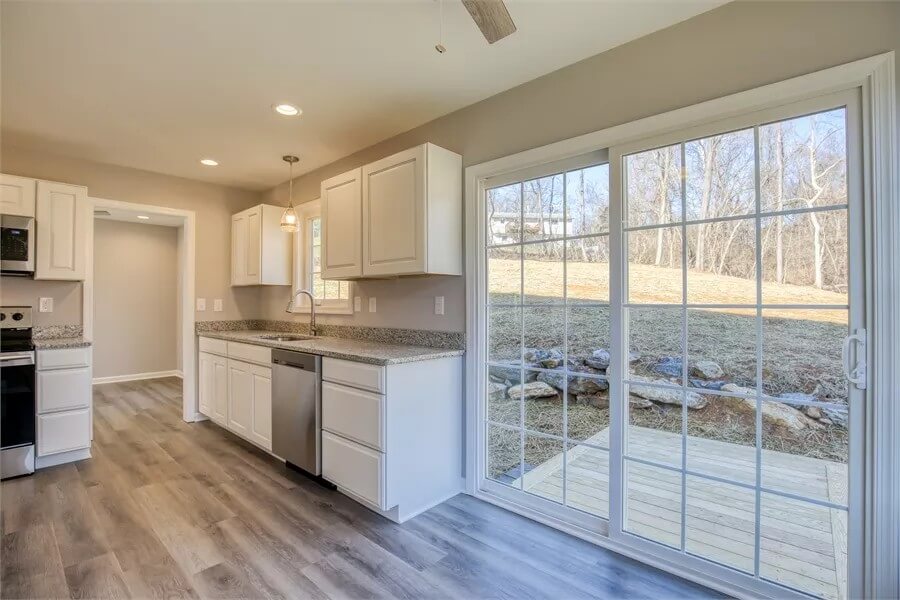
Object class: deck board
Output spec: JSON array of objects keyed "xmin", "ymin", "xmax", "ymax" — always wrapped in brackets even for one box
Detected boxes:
[{"xmin": 512, "ymin": 425, "xmax": 848, "ymax": 600}]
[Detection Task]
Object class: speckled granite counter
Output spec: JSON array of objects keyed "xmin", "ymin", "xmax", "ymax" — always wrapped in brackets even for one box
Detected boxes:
[
  {"xmin": 198, "ymin": 330, "xmax": 463, "ymax": 366},
  {"xmin": 33, "ymin": 337, "xmax": 92, "ymax": 350}
]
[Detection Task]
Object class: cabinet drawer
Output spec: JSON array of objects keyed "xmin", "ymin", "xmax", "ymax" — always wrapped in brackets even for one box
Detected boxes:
[
  {"xmin": 37, "ymin": 347, "xmax": 90, "ymax": 371},
  {"xmin": 322, "ymin": 382, "xmax": 384, "ymax": 451},
  {"xmin": 227, "ymin": 341, "xmax": 271, "ymax": 366},
  {"xmin": 198, "ymin": 336, "xmax": 228, "ymax": 356},
  {"xmin": 38, "ymin": 367, "xmax": 91, "ymax": 413},
  {"xmin": 322, "ymin": 358, "xmax": 384, "ymax": 393},
  {"xmin": 37, "ymin": 408, "xmax": 91, "ymax": 457},
  {"xmin": 322, "ymin": 432, "xmax": 385, "ymax": 509}
]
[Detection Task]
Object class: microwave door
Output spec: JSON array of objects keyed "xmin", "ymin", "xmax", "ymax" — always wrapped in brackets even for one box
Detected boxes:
[{"xmin": 0, "ymin": 216, "xmax": 35, "ymax": 275}]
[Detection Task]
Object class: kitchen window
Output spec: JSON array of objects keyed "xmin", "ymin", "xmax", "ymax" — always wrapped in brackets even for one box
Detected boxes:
[{"xmin": 291, "ymin": 200, "xmax": 352, "ymax": 314}]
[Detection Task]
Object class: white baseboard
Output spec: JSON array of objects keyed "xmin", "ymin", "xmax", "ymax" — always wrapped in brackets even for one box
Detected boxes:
[
  {"xmin": 92, "ymin": 370, "xmax": 182, "ymax": 385},
  {"xmin": 36, "ymin": 447, "xmax": 92, "ymax": 469}
]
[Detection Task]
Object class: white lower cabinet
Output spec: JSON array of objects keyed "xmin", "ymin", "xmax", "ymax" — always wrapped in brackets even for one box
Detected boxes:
[
  {"xmin": 36, "ymin": 347, "xmax": 92, "ymax": 464},
  {"xmin": 321, "ymin": 355, "xmax": 463, "ymax": 523},
  {"xmin": 198, "ymin": 338, "xmax": 272, "ymax": 452}
]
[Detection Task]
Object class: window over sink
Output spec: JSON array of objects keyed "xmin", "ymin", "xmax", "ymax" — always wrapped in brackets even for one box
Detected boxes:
[{"xmin": 292, "ymin": 199, "xmax": 352, "ymax": 314}]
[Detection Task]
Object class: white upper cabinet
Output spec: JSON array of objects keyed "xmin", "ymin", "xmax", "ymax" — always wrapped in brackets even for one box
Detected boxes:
[
  {"xmin": 321, "ymin": 143, "xmax": 462, "ymax": 280},
  {"xmin": 0, "ymin": 174, "xmax": 36, "ymax": 217},
  {"xmin": 231, "ymin": 204, "xmax": 291, "ymax": 286},
  {"xmin": 35, "ymin": 181, "xmax": 88, "ymax": 280},
  {"xmin": 321, "ymin": 168, "xmax": 363, "ymax": 279}
]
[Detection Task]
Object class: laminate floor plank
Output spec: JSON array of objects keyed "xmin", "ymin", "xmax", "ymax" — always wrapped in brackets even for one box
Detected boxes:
[{"xmin": 0, "ymin": 377, "xmax": 719, "ymax": 599}]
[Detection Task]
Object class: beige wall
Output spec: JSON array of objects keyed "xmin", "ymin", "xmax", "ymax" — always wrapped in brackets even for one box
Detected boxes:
[
  {"xmin": 0, "ymin": 278, "xmax": 81, "ymax": 327},
  {"xmin": 261, "ymin": 0, "xmax": 900, "ymax": 333},
  {"xmin": 0, "ymin": 147, "xmax": 262, "ymax": 325},
  {"xmin": 92, "ymin": 219, "xmax": 178, "ymax": 378}
]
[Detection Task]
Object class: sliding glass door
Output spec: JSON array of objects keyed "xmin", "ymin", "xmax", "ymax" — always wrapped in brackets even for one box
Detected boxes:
[{"xmin": 478, "ymin": 89, "xmax": 863, "ymax": 600}]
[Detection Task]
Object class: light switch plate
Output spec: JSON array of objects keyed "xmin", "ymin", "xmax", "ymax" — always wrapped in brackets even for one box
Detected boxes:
[
  {"xmin": 196, "ymin": 298, "xmax": 207, "ymax": 311},
  {"xmin": 368, "ymin": 297, "xmax": 377, "ymax": 313},
  {"xmin": 434, "ymin": 296, "xmax": 445, "ymax": 315},
  {"xmin": 354, "ymin": 296, "xmax": 361, "ymax": 312},
  {"xmin": 213, "ymin": 299, "xmax": 223, "ymax": 312},
  {"xmin": 39, "ymin": 297, "xmax": 53, "ymax": 313}
]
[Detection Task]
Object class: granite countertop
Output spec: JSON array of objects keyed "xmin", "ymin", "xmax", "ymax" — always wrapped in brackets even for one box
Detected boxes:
[
  {"xmin": 198, "ymin": 330, "xmax": 463, "ymax": 366},
  {"xmin": 33, "ymin": 337, "xmax": 92, "ymax": 350}
]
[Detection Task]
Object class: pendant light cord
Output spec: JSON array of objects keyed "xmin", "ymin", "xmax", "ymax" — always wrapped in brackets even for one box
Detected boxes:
[{"xmin": 288, "ymin": 160, "xmax": 294, "ymax": 209}]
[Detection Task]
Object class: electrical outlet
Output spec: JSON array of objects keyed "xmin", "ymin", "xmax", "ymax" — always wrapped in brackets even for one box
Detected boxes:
[
  {"xmin": 354, "ymin": 296, "xmax": 361, "ymax": 312},
  {"xmin": 213, "ymin": 299, "xmax": 223, "ymax": 312},
  {"xmin": 434, "ymin": 295, "xmax": 445, "ymax": 315},
  {"xmin": 196, "ymin": 298, "xmax": 206, "ymax": 311},
  {"xmin": 39, "ymin": 297, "xmax": 53, "ymax": 313},
  {"xmin": 368, "ymin": 297, "xmax": 377, "ymax": 313}
]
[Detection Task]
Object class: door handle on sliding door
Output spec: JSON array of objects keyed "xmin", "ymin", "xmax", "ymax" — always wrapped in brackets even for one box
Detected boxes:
[{"xmin": 841, "ymin": 328, "xmax": 867, "ymax": 390}]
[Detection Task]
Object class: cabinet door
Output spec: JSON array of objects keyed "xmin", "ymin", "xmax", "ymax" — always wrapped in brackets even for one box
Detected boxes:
[
  {"xmin": 198, "ymin": 352, "xmax": 213, "ymax": 418},
  {"xmin": 231, "ymin": 212, "xmax": 248, "ymax": 285},
  {"xmin": 37, "ymin": 367, "xmax": 91, "ymax": 413},
  {"xmin": 35, "ymin": 181, "xmax": 88, "ymax": 280},
  {"xmin": 250, "ymin": 365, "xmax": 272, "ymax": 451},
  {"xmin": 212, "ymin": 355, "xmax": 229, "ymax": 425},
  {"xmin": 362, "ymin": 145, "xmax": 426, "ymax": 276},
  {"xmin": 227, "ymin": 359, "xmax": 253, "ymax": 437},
  {"xmin": 37, "ymin": 408, "xmax": 91, "ymax": 457},
  {"xmin": 245, "ymin": 207, "xmax": 261, "ymax": 284},
  {"xmin": 0, "ymin": 174, "xmax": 36, "ymax": 217},
  {"xmin": 321, "ymin": 168, "xmax": 362, "ymax": 279}
]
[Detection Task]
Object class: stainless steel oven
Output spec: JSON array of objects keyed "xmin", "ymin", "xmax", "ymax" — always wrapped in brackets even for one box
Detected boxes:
[
  {"xmin": 1, "ymin": 215, "xmax": 35, "ymax": 276},
  {"xmin": 1, "ymin": 307, "xmax": 36, "ymax": 480}
]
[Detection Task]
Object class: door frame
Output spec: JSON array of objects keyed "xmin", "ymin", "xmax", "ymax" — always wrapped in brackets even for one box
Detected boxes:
[
  {"xmin": 84, "ymin": 197, "xmax": 198, "ymax": 423},
  {"xmin": 464, "ymin": 52, "xmax": 898, "ymax": 599}
]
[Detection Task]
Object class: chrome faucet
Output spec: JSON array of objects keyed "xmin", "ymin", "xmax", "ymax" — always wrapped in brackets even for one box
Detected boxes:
[{"xmin": 286, "ymin": 289, "xmax": 318, "ymax": 337}]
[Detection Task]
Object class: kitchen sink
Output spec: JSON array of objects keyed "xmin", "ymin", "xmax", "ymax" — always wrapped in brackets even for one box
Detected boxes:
[{"xmin": 258, "ymin": 335, "xmax": 311, "ymax": 342}]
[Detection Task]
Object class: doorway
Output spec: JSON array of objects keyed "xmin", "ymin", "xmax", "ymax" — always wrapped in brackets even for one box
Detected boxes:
[{"xmin": 84, "ymin": 198, "xmax": 197, "ymax": 422}]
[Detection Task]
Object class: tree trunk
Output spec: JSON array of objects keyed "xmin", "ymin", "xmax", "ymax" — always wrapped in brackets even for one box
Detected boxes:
[
  {"xmin": 654, "ymin": 150, "xmax": 672, "ymax": 266},
  {"xmin": 810, "ymin": 211, "xmax": 823, "ymax": 288},
  {"xmin": 695, "ymin": 139, "xmax": 717, "ymax": 271},
  {"xmin": 775, "ymin": 123, "xmax": 785, "ymax": 284}
]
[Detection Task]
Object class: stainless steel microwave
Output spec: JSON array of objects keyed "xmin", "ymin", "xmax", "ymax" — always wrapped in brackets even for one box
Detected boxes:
[{"xmin": 0, "ymin": 216, "xmax": 35, "ymax": 276}]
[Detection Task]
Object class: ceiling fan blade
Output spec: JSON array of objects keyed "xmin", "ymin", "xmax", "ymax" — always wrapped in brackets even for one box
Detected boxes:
[{"xmin": 461, "ymin": 0, "xmax": 516, "ymax": 44}]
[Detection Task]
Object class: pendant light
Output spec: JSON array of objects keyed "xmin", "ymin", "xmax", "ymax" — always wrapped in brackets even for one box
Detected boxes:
[{"xmin": 280, "ymin": 155, "xmax": 300, "ymax": 232}]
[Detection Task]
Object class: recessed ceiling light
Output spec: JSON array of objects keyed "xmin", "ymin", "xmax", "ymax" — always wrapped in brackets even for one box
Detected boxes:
[
  {"xmin": 137, "ymin": 215, "xmax": 150, "ymax": 220},
  {"xmin": 273, "ymin": 103, "xmax": 301, "ymax": 117},
  {"xmin": 200, "ymin": 158, "xmax": 219, "ymax": 166}
]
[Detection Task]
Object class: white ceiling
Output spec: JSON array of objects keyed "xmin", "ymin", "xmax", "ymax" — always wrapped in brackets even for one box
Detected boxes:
[{"xmin": 1, "ymin": 1, "xmax": 723, "ymax": 191}]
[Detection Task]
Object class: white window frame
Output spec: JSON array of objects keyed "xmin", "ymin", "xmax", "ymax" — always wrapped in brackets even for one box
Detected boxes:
[
  {"xmin": 290, "ymin": 199, "xmax": 353, "ymax": 315},
  {"xmin": 465, "ymin": 53, "xmax": 898, "ymax": 600}
]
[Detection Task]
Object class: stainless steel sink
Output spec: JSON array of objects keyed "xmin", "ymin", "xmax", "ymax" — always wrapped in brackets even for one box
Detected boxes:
[{"xmin": 258, "ymin": 335, "xmax": 311, "ymax": 342}]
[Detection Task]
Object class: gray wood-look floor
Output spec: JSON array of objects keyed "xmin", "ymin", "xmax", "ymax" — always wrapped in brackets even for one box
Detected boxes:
[{"xmin": 1, "ymin": 377, "xmax": 720, "ymax": 599}]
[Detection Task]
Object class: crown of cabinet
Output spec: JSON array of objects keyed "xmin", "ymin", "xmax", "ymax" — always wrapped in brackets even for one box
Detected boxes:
[
  {"xmin": 320, "ymin": 143, "xmax": 462, "ymax": 280},
  {"xmin": 231, "ymin": 204, "xmax": 292, "ymax": 286}
]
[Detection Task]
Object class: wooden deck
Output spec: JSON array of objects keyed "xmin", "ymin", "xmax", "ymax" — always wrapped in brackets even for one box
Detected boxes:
[{"xmin": 514, "ymin": 426, "xmax": 848, "ymax": 600}]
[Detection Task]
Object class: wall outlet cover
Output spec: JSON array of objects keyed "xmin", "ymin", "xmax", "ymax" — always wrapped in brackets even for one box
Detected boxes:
[
  {"xmin": 213, "ymin": 299, "xmax": 223, "ymax": 312},
  {"xmin": 434, "ymin": 295, "xmax": 445, "ymax": 316},
  {"xmin": 39, "ymin": 297, "xmax": 53, "ymax": 313},
  {"xmin": 368, "ymin": 297, "xmax": 377, "ymax": 313},
  {"xmin": 196, "ymin": 298, "xmax": 207, "ymax": 311},
  {"xmin": 354, "ymin": 296, "xmax": 361, "ymax": 312}
]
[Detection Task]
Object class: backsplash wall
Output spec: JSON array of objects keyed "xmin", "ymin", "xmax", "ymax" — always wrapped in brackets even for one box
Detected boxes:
[{"xmin": 0, "ymin": 278, "xmax": 82, "ymax": 326}]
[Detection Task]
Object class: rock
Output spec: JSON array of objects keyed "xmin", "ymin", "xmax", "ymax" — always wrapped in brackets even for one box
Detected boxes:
[
  {"xmin": 779, "ymin": 392, "xmax": 818, "ymax": 407},
  {"xmin": 537, "ymin": 368, "xmax": 608, "ymax": 396},
  {"xmin": 651, "ymin": 356, "xmax": 683, "ymax": 378},
  {"xmin": 691, "ymin": 360, "xmax": 724, "ymax": 380},
  {"xmin": 523, "ymin": 348, "xmax": 564, "ymax": 369},
  {"xmin": 585, "ymin": 349, "xmax": 610, "ymax": 370},
  {"xmin": 488, "ymin": 382, "xmax": 507, "ymax": 401},
  {"xmin": 629, "ymin": 376, "xmax": 707, "ymax": 409},
  {"xmin": 819, "ymin": 418, "xmax": 834, "ymax": 426},
  {"xmin": 689, "ymin": 378, "xmax": 727, "ymax": 391},
  {"xmin": 507, "ymin": 381, "xmax": 558, "ymax": 400},
  {"xmin": 488, "ymin": 363, "xmax": 537, "ymax": 385},
  {"xmin": 823, "ymin": 406, "xmax": 849, "ymax": 428},
  {"xmin": 576, "ymin": 393, "xmax": 609, "ymax": 409},
  {"xmin": 804, "ymin": 406, "xmax": 823, "ymax": 420},
  {"xmin": 721, "ymin": 384, "xmax": 816, "ymax": 431},
  {"xmin": 629, "ymin": 395, "xmax": 653, "ymax": 409}
]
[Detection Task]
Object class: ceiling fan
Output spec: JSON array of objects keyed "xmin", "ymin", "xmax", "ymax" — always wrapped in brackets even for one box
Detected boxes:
[{"xmin": 460, "ymin": 0, "xmax": 517, "ymax": 44}]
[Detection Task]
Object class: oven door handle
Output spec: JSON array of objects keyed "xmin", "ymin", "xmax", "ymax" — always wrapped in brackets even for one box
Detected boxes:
[{"xmin": 0, "ymin": 353, "xmax": 35, "ymax": 367}]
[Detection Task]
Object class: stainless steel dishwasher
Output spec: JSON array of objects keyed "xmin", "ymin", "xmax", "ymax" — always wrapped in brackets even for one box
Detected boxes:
[{"xmin": 271, "ymin": 349, "xmax": 322, "ymax": 475}]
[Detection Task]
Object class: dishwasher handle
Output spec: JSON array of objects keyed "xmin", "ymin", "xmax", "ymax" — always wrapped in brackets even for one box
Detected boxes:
[{"xmin": 272, "ymin": 349, "xmax": 320, "ymax": 372}]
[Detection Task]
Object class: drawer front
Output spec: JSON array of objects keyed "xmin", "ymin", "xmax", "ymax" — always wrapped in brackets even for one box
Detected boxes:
[
  {"xmin": 37, "ymin": 408, "xmax": 91, "ymax": 457},
  {"xmin": 227, "ymin": 341, "xmax": 271, "ymax": 366},
  {"xmin": 198, "ymin": 336, "xmax": 228, "ymax": 356},
  {"xmin": 322, "ymin": 358, "xmax": 385, "ymax": 393},
  {"xmin": 38, "ymin": 367, "xmax": 91, "ymax": 413},
  {"xmin": 322, "ymin": 432, "xmax": 385, "ymax": 509},
  {"xmin": 322, "ymin": 382, "xmax": 384, "ymax": 451},
  {"xmin": 37, "ymin": 347, "xmax": 90, "ymax": 371}
]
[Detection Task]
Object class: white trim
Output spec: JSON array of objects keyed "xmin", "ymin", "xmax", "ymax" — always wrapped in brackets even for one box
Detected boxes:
[
  {"xmin": 465, "ymin": 52, "xmax": 898, "ymax": 600},
  {"xmin": 86, "ymin": 197, "xmax": 199, "ymax": 424},
  {"xmin": 92, "ymin": 370, "xmax": 182, "ymax": 385},
  {"xmin": 35, "ymin": 447, "xmax": 91, "ymax": 469}
]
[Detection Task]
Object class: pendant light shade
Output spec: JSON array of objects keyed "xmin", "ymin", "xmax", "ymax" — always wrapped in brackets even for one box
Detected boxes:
[{"xmin": 280, "ymin": 155, "xmax": 300, "ymax": 233}]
